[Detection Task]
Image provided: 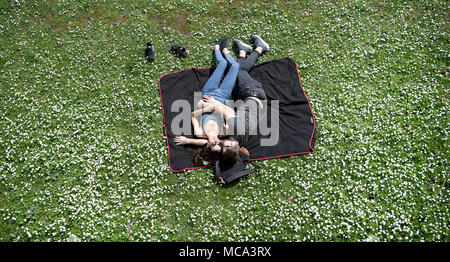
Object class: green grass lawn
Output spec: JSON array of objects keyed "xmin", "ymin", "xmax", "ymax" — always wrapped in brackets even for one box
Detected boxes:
[{"xmin": 0, "ymin": 0, "xmax": 448, "ymax": 241}]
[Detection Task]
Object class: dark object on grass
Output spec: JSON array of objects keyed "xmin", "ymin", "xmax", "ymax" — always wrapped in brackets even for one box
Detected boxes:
[
  {"xmin": 216, "ymin": 37, "xmax": 228, "ymax": 52},
  {"xmin": 145, "ymin": 42, "xmax": 156, "ymax": 61},
  {"xmin": 158, "ymin": 57, "xmax": 316, "ymax": 172},
  {"xmin": 214, "ymin": 151, "xmax": 260, "ymax": 184},
  {"xmin": 170, "ymin": 44, "xmax": 189, "ymax": 57},
  {"xmin": 232, "ymin": 39, "xmax": 252, "ymax": 53},
  {"xmin": 251, "ymin": 35, "xmax": 270, "ymax": 53}
]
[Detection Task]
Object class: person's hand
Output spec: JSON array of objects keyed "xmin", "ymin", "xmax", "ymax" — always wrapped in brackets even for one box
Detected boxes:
[
  {"xmin": 203, "ymin": 96, "xmax": 224, "ymax": 112},
  {"xmin": 174, "ymin": 136, "xmax": 189, "ymax": 145},
  {"xmin": 197, "ymin": 99, "xmax": 206, "ymax": 109},
  {"xmin": 204, "ymin": 105, "xmax": 216, "ymax": 112},
  {"xmin": 203, "ymin": 95, "xmax": 218, "ymax": 104}
]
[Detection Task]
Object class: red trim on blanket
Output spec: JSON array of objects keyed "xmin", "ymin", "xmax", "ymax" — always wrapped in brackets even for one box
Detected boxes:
[
  {"xmin": 248, "ymin": 56, "xmax": 315, "ymax": 162},
  {"xmin": 290, "ymin": 56, "xmax": 316, "ymax": 153},
  {"xmin": 158, "ymin": 67, "xmax": 212, "ymax": 173},
  {"xmin": 158, "ymin": 57, "xmax": 315, "ymax": 172}
]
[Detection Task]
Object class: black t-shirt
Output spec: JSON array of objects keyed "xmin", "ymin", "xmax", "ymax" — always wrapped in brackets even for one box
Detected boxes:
[{"xmin": 226, "ymin": 98, "xmax": 263, "ymax": 147}]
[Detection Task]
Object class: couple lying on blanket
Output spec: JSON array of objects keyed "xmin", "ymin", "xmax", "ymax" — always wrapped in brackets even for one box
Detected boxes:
[{"xmin": 174, "ymin": 35, "xmax": 270, "ymax": 165}]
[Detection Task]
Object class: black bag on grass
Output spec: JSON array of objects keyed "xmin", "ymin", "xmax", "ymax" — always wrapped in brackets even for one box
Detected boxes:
[{"xmin": 214, "ymin": 152, "xmax": 260, "ymax": 184}]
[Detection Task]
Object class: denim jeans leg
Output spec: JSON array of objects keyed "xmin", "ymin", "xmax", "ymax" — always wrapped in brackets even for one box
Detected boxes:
[
  {"xmin": 237, "ymin": 51, "xmax": 262, "ymax": 89},
  {"xmin": 216, "ymin": 53, "xmax": 239, "ymax": 101},
  {"xmin": 234, "ymin": 51, "xmax": 267, "ymax": 100},
  {"xmin": 202, "ymin": 50, "xmax": 227, "ymax": 97},
  {"xmin": 238, "ymin": 51, "xmax": 260, "ymax": 71}
]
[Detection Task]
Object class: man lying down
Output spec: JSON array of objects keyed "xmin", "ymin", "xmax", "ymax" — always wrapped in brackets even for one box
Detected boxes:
[{"xmin": 174, "ymin": 35, "xmax": 277, "ymax": 167}]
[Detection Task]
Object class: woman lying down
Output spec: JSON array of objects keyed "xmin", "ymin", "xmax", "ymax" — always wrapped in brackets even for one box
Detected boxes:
[
  {"xmin": 173, "ymin": 38, "xmax": 245, "ymax": 166},
  {"xmin": 174, "ymin": 35, "xmax": 270, "ymax": 166}
]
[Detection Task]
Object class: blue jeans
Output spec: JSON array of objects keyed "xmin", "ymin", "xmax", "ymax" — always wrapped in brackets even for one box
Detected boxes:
[{"xmin": 202, "ymin": 50, "xmax": 239, "ymax": 104}]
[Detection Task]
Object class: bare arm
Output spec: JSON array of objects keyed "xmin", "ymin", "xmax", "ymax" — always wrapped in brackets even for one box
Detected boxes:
[
  {"xmin": 202, "ymin": 95, "xmax": 235, "ymax": 120},
  {"xmin": 174, "ymin": 136, "xmax": 208, "ymax": 146},
  {"xmin": 191, "ymin": 114, "xmax": 206, "ymax": 138},
  {"xmin": 191, "ymin": 106, "xmax": 215, "ymax": 138},
  {"xmin": 216, "ymin": 103, "xmax": 236, "ymax": 120},
  {"xmin": 191, "ymin": 106, "xmax": 214, "ymax": 117}
]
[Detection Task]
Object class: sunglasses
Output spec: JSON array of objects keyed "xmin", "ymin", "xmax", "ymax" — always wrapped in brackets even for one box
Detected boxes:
[{"xmin": 210, "ymin": 141, "xmax": 223, "ymax": 147}]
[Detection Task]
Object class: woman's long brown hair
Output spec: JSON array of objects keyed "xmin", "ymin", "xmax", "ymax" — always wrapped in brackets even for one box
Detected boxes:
[
  {"xmin": 189, "ymin": 137, "xmax": 250, "ymax": 166},
  {"xmin": 189, "ymin": 145, "xmax": 221, "ymax": 166}
]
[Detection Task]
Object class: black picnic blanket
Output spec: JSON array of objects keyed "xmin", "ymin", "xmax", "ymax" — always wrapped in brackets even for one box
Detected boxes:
[{"xmin": 158, "ymin": 57, "xmax": 315, "ymax": 172}]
